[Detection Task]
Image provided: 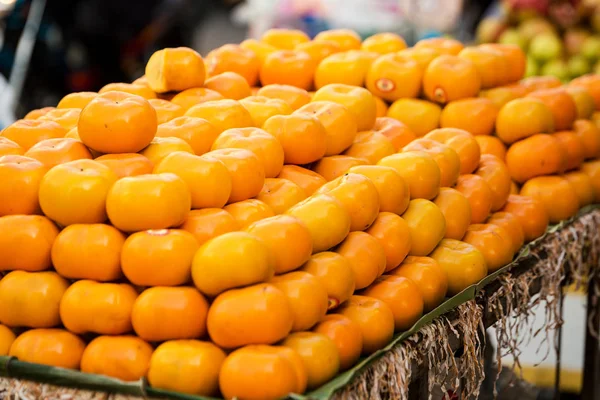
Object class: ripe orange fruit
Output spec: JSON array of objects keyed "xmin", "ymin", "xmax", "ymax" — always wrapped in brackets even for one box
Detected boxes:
[
  {"xmin": 314, "ymin": 29, "xmax": 362, "ymax": 51},
  {"xmin": 433, "ymin": 187, "xmax": 472, "ymax": 240},
  {"xmin": 106, "ymin": 173, "xmax": 191, "ymax": 232},
  {"xmin": 479, "ymin": 43, "xmax": 526, "ymax": 83},
  {"xmin": 475, "ymin": 154, "xmax": 512, "ymax": 211},
  {"xmin": 582, "ymin": 160, "xmax": 600, "ymax": 202},
  {"xmin": 564, "ymin": 170, "xmax": 595, "ymax": 207},
  {"xmin": 148, "ymin": 340, "xmax": 226, "ymax": 396},
  {"xmin": 205, "ymin": 44, "xmax": 260, "ymax": 86},
  {"xmin": 170, "ymin": 88, "xmax": 224, "ymax": 111},
  {"xmin": 487, "ymin": 211, "xmax": 525, "ymax": 254},
  {"xmin": 439, "ymin": 97, "xmax": 498, "ymax": 137},
  {"xmin": 495, "ymin": 98, "xmax": 554, "ymax": 145},
  {"xmin": 374, "ymin": 95, "xmax": 388, "ymax": 117},
  {"xmin": 520, "ymin": 176, "xmax": 580, "ymax": 223},
  {"xmin": 570, "ymin": 74, "xmax": 600, "ymax": 110},
  {"xmin": 94, "ymin": 153, "xmax": 153, "ymax": 178},
  {"xmin": 402, "ymin": 199, "xmax": 446, "ymax": 256},
  {"xmin": 132, "ymin": 287, "xmax": 208, "ymax": 341},
  {"xmin": 38, "ymin": 108, "xmax": 81, "ymax": 130},
  {"xmin": 204, "ymin": 72, "xmax": 252, "ymax": 100},
  {"xmin": 479, "ymin": 83, "xmax": 528, "ymax": 108},
  {"xmin": 224, "ymin": 199, "xmax": 274, "ymax": 228},
  {"xmin": 366, "ymin": 212, "xmax": 411, "ymax": 272},
  {"xmin": 0, "ymin": 155, "xmax": 45, "ymax": 216},
  {"xmin": 0, "ymin": 215, "xmax": 58, "ymax": 272},
  {"xmin": 458, "ymin": 46, "xmax": 509, "ymax": 89},
  {"xmin": 219, "ymin": 345, "xmax": 306, "ymax": 399},
  {"xmin": 39, "ymin": 159, "xmax": 118, "ymax": 226},
  {"xmin": 475, "ymin": 135, "xmax": 507, "ymax": 161},
  {"xmin": 154, "ymin": 151, "xmax": 232, "ymax": 209},
  {"xmin": 506, "ymin": 134, "xmax": 567, "ymax": 183},
  {"xmin": 185, "ymin": 99, "xmax": 254, "ymax": 133},
  {"xmin": 156, "ymin": 116, "xmax": 220, "ymax": 155},
  {"xmin": 312, "ymin": 84, "xmax": 377, "ymax": 131},
  {"xmin": 179, "ymin": 204, "xmax": 237, "ymax": 238},
  {"xmin": 344, "ymin": 130, "xmax": 396, "ymax": 164},
  {"xmin": 295, "ymin": 101, "xmax": 358, "ymax": 156},
  {"xmin": 415, "ymin": 37, "xmax": 464, "ymax": 56},
  {"xmin": 23, "ymin": 107, "xmax": 55, "ymax": 120},
  {"xmin": 390, "ymin": 256, "xmax": 448, "ymax": 311},
  {"xmin": 145, "ymin": 47, "xmax": 206, "ymax": 92},
  {"xmin": 282, "ymin": 332, "xmax": 339, "ymax": 389},
  {"xmin": 208, "ymin": 283, "xmax": 293, "ymax": 349},
  {"xmin": 335, "ymin": 231, "xmax": 386, "ymax": 290},
  {"xmin": 240, "ymin": 38, "xmax": 278, "ymax": 65},
  {"xmin": 348, "ymin": 165, "xmax": 410, "ymax": 215},
  {"xmin": 98, "ymin": 82, "xmax": 156, "ymax": 100},
  {"xmin": 60, "ymin": 280, "xmax": 137, "ymax": 335},
  {"xmin": 554, "ymin": 130, "xmax": 585, "ymax": 171},
  {"xmin": 57, "ymin": 91, "xmax": 97, "ymax": 109},
  {"xmin": 202, "ymin": 148, "xmax": 265, "ymax": 203},
  {"xmin": 140, "ymin": 136, "xmax": 195, "ymax": 165},
  {"xmin": 362, "ymin": 32, "xmax": 407, "ymax": 54},
  {"xmin": 1, "ymin": 119, "xmax": 66, "ymax": 150},
  {"xmin": 121, "ymin": 229, "xmax": 198, "ymax": 286},
  {"xmin": 51, "ymin": 223, "xmax": 125, "ymax": 281},
  {"xmin": 0, "ymin": 270, "xmax": 68, "ymax": 328},
  {"xmin": 425, "ymin": 128, "xmax": 481, "ymax": 175},
  {"xmin": 148, "ymin": 99, "xmax": 184, "ymax": 124},
  {"xmin": 463, "ymin": 223, "xmax": 514, "ymax": 272},
  {"xmin": 263, "ymin": 113, "xmax": 327, "ymax": 165},
  {"xmin": 423, "ymin": 55, "xmax": 481, "ymax": 104},
  {"xmin": 212, "ymin": 127, "xmax": 284, "ymax": 178},
  {"xmin": 397, "ymin": 47, "xmax": 440, "ymax": 71},
  {"xmin": 278, "ymin": 165, "xmax": 326, "ymax": 195},
  {"xmin": 386, "ymin": 98, "xmax": 442, "ymax": 137},
  {"xmin": 565, "ymin": 86, "xmax": 596, "ymax": 119},
  {"xmin": 0, "ymin": 137, "xmax": 23, "ymax": 156},
  {"xmin": 259, "ymin": 50, "xmax": 315, "ymax": 90},
  {"xmin": 313, "ymin": 155, "xmax": 366, "ymax": 182},
  {"xmin": 239, "ymin": 96, "xmax": 293, "ymax": 127},
  {"xmin": 295, "ymin": 40, "xmax": 341, "ymax": 64},
  {"xmin": 501, "ymin": 194, "xmax": 549, "ymax": 242},
  {"xmin": 312, "ymin": 314, "xmax": 362, "ymax": 371},
  {"xmin": 404, "ymin": 138, "xmax": 460, "ymax": 188},
  {"xmin": 0, "ymin": 324, "xmax": 15, "ymax": 355},
  {"xmin": 372, "ymin": 117, "xmax": 416, "ymax": 151},
  {"xmin": 257, "ymin": 84, "xmax": 311, "ymax": 110},
  {"xmin": 314, "ymin": 50, "xmax": 378, "ymax": 88},
  {"xmin": 455, "ymin": 174, "xmax": 493, "ymax": 224},
  {"xmin": 81, "ymin": 336, "xmax": 153, "ymax": 382},
  {"xmin": 24, "ymin": 138, "xmax": 92, "ymax": 169},
  {"xmin": 78, "ymin": 91, "xmax": 156, "ymax": 153},
  {"xmin": 255, "ymin": 178, "xmax": 307, "ymax": 214},
  {"xmin": 574, "ymin": 119, "xmax": 600, "ymax": 160},
  {"xmin": 299, "ymin": 251, "xmax": 355, "ymax": 310},
  {"xmin": 520, "ymin": 76, "xmax": 562, "ymax": 92},
  {"xmin": 527, "ymin": 88, "xmax": 578, "ymax": 131},
  {"xmin": 430, "ymin": 239, "xmax": 487, "ymax": 295},
  {"xmin": 378, "ymin": 151, "xmax": 441, "ymax": 200},
  {"xmin": 261, "ymin": 28, "xmax": 310, "ymax": 50},
  {"xmin": 9, "ymin": 329, "xmax": 85, "ymax": 369},
  {"xmin": 338, "ymin": 295, "xmax": 395, "ymax": 355}
]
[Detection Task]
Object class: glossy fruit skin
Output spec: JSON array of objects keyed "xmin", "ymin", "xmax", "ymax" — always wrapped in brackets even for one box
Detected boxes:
[
  {"xmin": 506, "ymin": 134, "xmax": 566, "ymax": 184},
  {"xmin": 335, "ymin": 231, "xmax": 387, "ymax": 290},
  {"xmin": 295, "ymin": 40, "xmax": 340, "ymax": 64},
  {"xmin": 185, "ymin": 99, "xmax": 254, "ymax": 133},
  {"xmin": 440, "ymin": 98, "xmax": 498, "ymax": 136},
  {"xmin": 0, "ymin": 155, "xmax": 46, "ymax": 216},
  {"xmin": 1, "ymin": 119, "xmax": 66, "ymax": 151},
  {"xmin": 570, "ymin": 74, "xmax": 600, "ymax": 110},
  {"xmin": 402, "ymin": 199, "xmax": 446, "ymax": 257},
  {"xmin": 574, "ymin": 119, "xmax": 600, "ymax": 160},
  {"xmin": 527, "ymin": 88, "xmax": 578, "ymax": 131},
  {"xmin": 148, "ymin": 340, "xmax": 226, "ymax": 396},
  {"xmin": 404, "ymin": 138, "xmax": 460, "ymax": 188},
  {"xmin": 255, "ymin": 178, "xmax": 307, "ymax": 214},
  {"xmin": 0, "ymin": 271, "xmax": 68, "ymax": 328},
  {"xmin": 475, "ymin": 154, "xmax": 512, "ymax": 212},
  {"xmin": 386, "ymin": 98, "xmax": 442, "ymax": 137},
  {"xmin": 39, "ymin": 159, "xmax": 119, "ymax": 226},
  {"xmin": 520, "ymin": 76, "xmax": 562, "ymax": 92},
  {"xmin": 313, "ymin": 314, "xmax": 362, "ymax": 371},
  {"xmin": 495, "ymin": 98, "xmax": 554, "ymax": 144},
  {"xmin": 78, "ymin": 91, "xmax": 157, "ymax": 153},
  {"xmin": 0, "ymin": 215, "xmax": 59, "ymax": 272},
  {"xmin": 106, "ymin": 173, "xmax": 191, "ymax": 232},
  {"xmin": 0, "ymin": 324, "xmax": 15, "ymax": 355},
  {"xmin": 397, "ymin": 47, "xmax": 440, "ymax": 71},
  {"xmin": 205, "ymin": 44, "xmax": 260, "ymax": 86},
  {"xmin": 282, "ymin": 332, "xmax": 340, "ymax": 390},
  {"xmin": 312, "ymin": 84, "xmax": 377, "ymax": 131},
  {"xmin": 480, "ymin": 84, "xmax": 528, "ymax": 109},
  {"xmin": 207, "ymin": 283, "xmax": 293, "ymax": 349},
  {"xmin": 219, "ymin": 345, "xmax": 306, "ymax": 400},
  {"xmin": 170, "ymin": 88, "xmax": 224, "ymax": 112},
  {"xmin": 373, "ymin": 117, "xmax": 416, "ymax": 151},
  {"xmin": 312, "ymin": 155, "xmax": 366, "ymax": 182},
  {"xmin": 192, "ymin": 231, "xmax": 274, "ymax": 297},
  {"xmin": 261, "ymin": 29, "xmax": 309, "ymax": 50},
  {"xmin": 378, "ymin": 151, "xmax": 441, "ymax": 200},
  {"xmin": 565, "ymin": 86, "xmax": 596, "ymax": 120},
  {"xmin": 23, "ymin": 106, "xmax": 55, "ymax": 120},
  {"xmin": 430, "ymin": 239, "xmax": 488, "ymax": 296},
  {"xmin": 51, "ymin": 224, "xmax": 125, "ymax": 281},
  {"xmin": 245, "ymin": 215, "xmax": 312, "ymax": 275},
  {"xmin": 488, "ymin": 211, "xmax": 525, "ymax": 254},
  {"xmin": 458, "ymin": 46, "xmax": 509, "ymax": 89},
  {"xmin": 365, "ymin": 53, "xmax": 423, "ymax": 101},
  {"xmin": 349, "ymin": 165, "xmax": 410, "ymax": 215},
  {"xmin": 204, "ymin": 72, "xmax": 252, "ymax": 100},
  {"xmin": 0, "ymin": 137, "xmax": 23, "ymax": 157},
  {"xmin": 259, "ymin": 50, "xmax": 316, "ymax": 90},
  {"xmin": 132, "ymin": 287, "xmax": 208, "ymax": 341},
  {"xmin": 98, "ymin": 82, "xmax": 157, "ymax": 99},
  {"xmin": 278, "ymin": 165, "xmax": 326, "ymax": 195},
  {"xmin": 520, "ymin": 176, "xmax": 580, "ymax": 223},
  {"xmin": 257, "ymin": 84, "xmax": 311, "ymax": 110},
  {"xmin": 463, "ymin": 223, "xmax": 514, "ymax": 272},
  {"xmin": 81, "ymin": 336, "xmax": 154, "ymax": 381},
  {"xmin": 501, "ymin": 194, "xmax": 549, "ymax": 242},
  {"xmin": 60, "ymin": 280, "xmax": 138, "ymax": 335},
  {"xmin": 140, "ymin": 136, "xmax": 195, "ymax": 165},
  {"xmin": 479, "ymin": 44, "xmax": 525, "ymax": 83},
  {"xmin": 424, "ymin": 128, "xmax": 481, "ymax": 175},
  {"xmin": 148, "ymin": 99, "xmax": 184, "ymax": 124},
  {"xmin": 423, "ymin": 55, "xmax": 481, "ymax": 104},
  {"xmin": 9, "ymin": 329, "xmax": 85, "ymax": 369},
  {"xmin": 299, "ymin": 251, "xmax": 355, "ymax": 310},
  {"xmin": 455, "ymin": 174, "xmax": 494, "ymax": 224},
  {"xmin": 343, "ymin": 130, "xmax": 395, "ymax": 165},
  {"xmin": 565, "ymin": 170, "xmax": 595, "ymax": 207},
  {"xmin": 156, "ymin": 116, "xmax": 220, "ymax": 156},
  {"xmin": 581, "ymin": 161, "xmax": 600, "ymax": 202},
  {"xmin": 390, "ymin": 256, "xmax": 448, "ymax": 311},
  {"xmin": 57, "ymin": 91, "xmax": 97, "ymax": 109},
  {"xmin": 366, "ymin": 212, "xmax": 411, "ymax": 272},
  {"xmin": 180, "ymin": 208, "xmax": 239, "ymax": 246},
  {"xmin": 286, "ymin": 194, "xmax": 351, "ymax": 253},
  {"xmin": 554, "ymin": 130, "xmax": 585, "ymax": 171},
  {"xmin": 224, "ymin": 199, "xmax": 274, "ymax": 228},
  {"xmin": 95, "ymin": 153, "xmax": 155, "ymax": 178},
  {"xmin": 475, "ymin": 135, "xmax": 507, "ymax": 161},
  {"xmin": 433, "ymin": 187, "xmax": 472, "ymax": 240},
  {"xmin": 337, "ymin": 295, "xmax": 395, "ymax": 355},
  {"xmin": 315, "ymin": 29, "xmax": 362, "ymax": 52},
  {"xmin": 239, "ymin": 95, "xmax": 293, "ymax": 128},
  {"xmin": 414, "ymin": 37, "xmax": 464, "ymax": 56},
  {"xmin": 24, "ymin": 137, "xmax": 92, "ymax": 169}
]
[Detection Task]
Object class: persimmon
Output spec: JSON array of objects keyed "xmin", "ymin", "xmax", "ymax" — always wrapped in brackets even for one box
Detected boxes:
[
  {"xmin": 390, "ymin": 256, "xmax": 448, "ymax": 311},
  {"xmin": 495, "ymin": 98, "xmax": 554, "ymax": 144},
  {"xmin": 554, "ymin": 130, "xmax": 585, "ymax": 171},
  {"xmin": 479, "ymin": 43, "xmax": 525, "ymax": 83},
  {"xmin": 99, "ymin": 82, "xmax": 156, "ymax": 99},
  {"xmin": 140, "ymin": 136, "xmax": 194, "ymax": 165},
  {"xmin": 180, "ymin": 208, "xmax": 238, "ymax": 245},
  {"xmin": 362, "ymin": 32, "xmax": 407, "ymax": 54},
  {"xmin": 312, "ymin": 84, "xmax": 377, "ymax": 131},
  {"xmin": 423, "ymin": 55, "xmax": 481, "ymax": 104},
  {"xmin": 335, "ymin": 231, "xmax": 386, "ymax": 290},
  {"xmin": 57, "ymin": 91, "xmax": 97, "ymax": 109},
  {"xmin": 455, "ymin": 174, "xmax": 493, "ymax": 224},
  {"xmin": 0, "ymin": 325, "xmax": 15, "ymax": 355},
  {"xmin": 527, "ymin": 88, "xmax": 578, "ymax": 131},
  {"xmin": 0, "ymin": 155, "xmax": 46, "ymax": 216},
  {"xmin": 52, "ymin": 223, "xmax": 125, "ymax": 281},
  {"xmin": 506, "ymin": 134, "xmax": 567, "ymax": 183},
  {"xmin": 401, "ymin": 199, "xmax": 446, "ymax": 256},
  {"xmin": 458, "ymin": 46, "xmax": 509, "ymax": 89},
  {"xmin": 433, "ymin": 187, "xmax": 472, "ymax": 240},
  {"xmin": 501, "ymin": 194, "xmax": 549, "ymax": 242},
  {"xmin": 397, "ymin": 47, "xmax": 440, "ymax": 71},
  {"xmin": 430, "ymin": 239, "xmax": 487, "ymax": 295},
  {"xmin": 348, "ymin": 165, "xmax": 410, "ymax": 215},
  {"xmin": 313, "ymin": 314, "xmax": 362, "ymax": 371},
  {"xmin": 257, "ymin": 84, "xmax": 311, "ymax": 110},
  {"xmin": 299, "ymin": 252, "xmax": 355, "ymax": 310},
  {"xmin": 255, "ymin": 178, "xmax": 307, "ymax": 214},
  {"xmin": 23, "ymin": 107, "xmax": 55, "ymax": 120},
  {"xmin": 475, "ymin": 135, "xmax": 507, "ymax": 161},
  {"xmin": 366, "ymin": 212, "xmax": 411, "ymax": 272},
  {"xmin": 439, "ymin": 97, "xmax": 498, "ymax": 137},
  {"xmin": 239, "ymin": 96, "xmax": 293, "ymax": 127},
  {"xmin": 463, "ymin": 224, "xmax": 514, "ymax": 272},
  {"xmin": 0, "ymin": 137, "xmax": 23, "ymax": 156},
  {"xmin": 520, "ymin": 176, "xmax": 580, "ymax": 223},
  {"xmin": 0, "ymin": 271, "xmax": 68, "ymax": 328},
  {"xmin": 365, "ymin": 53, "xmax": 422, "ymax": 101},
  {"xmin": 343, "ymin": 131, "xmax": 394, "ymax": 165},
  {"xmin": 0, "ymin": 215, "xmax": 58, "ymax": 272},
  {"xmin": 377, "ymin": 151, "xmax": 441, "ymax": 200},
  {"xmin": 295, "ymin": 40, "xmax": 341, "ymax": 64},
  {"xmin": 1, "ymin": 119, "xmax": 66, "ymax": 150},
  {"xmin": 185, "ymin": 99, "xmax": 254, "ymax": 133},
  {"xmin": 480, "ymin": 84, "xmax": 528, "ymax": 108},
  {"xmin": 565, "ymin": 86, "xmax": 596, "ymax": 119},
  {"xmin": 38, "ymin": 108, "xmax": 81, "ymax": 131},
  {"xmin": 94, "ymin": 153, "xmax": 154, "ymax": 178},
  {"xmin": 24, "ymin": 137, "xmax": 92, "ymax": 169},
  {"xmin": 475, "ymin": 154, "xmax": 512, "ymax": 211},
  {"xmin": 487, "ymin": 212, "xmax": 525, "ymax": 254},
  {"xmin": 224, "ymin": 199, "xmax": 274, "ymax": 228},
  {"xmin": 60, "ymin": 280, "xmax": 138, "ymax": 335},
  {"xmin": 205, "ymin": 44, "xmax": 260, "ymax": 86},
  {"xmin": 337, "ymin": 295, "xmax": 395, "ymax": 355},
  {"xmin": 315, "ymin": 29, "xmax": 361, "ymax": 51},
  {"xmin": 170, "ymin": 88, "xmax": 224, "ymax": 112},
  {"xmin": 372, "ymin": 117, "xmax": 416, "ymax": 151},
  {"xmin": 386, "ymin": 98, "xmax": 442, "ymax": 137},
  {"xmin": 81, "ymin": 336, "xmax": 154, "ymax": 381},
  {"xmin": 156, "ymin": 116, "xmax": 220, "ymax": 156},
  {"xmin": 204, "ymin": 72, "xmax": 252, "ymax": 100},
  {"xmin": 424, "ymin": 128, "xmax": 481, "ymax": 175},
  {"xmin": 148, "ymin": 98, "xmax": 184, "ymax": 124},
  {"xmin": 574, "ymin": 119, "xmax": 600, "ymax": 160},
  {"xmin": 520, "ymin": 76, "xmax": 562, "ymax": 91},
  {"xmin": 260, "ymin": 50, "xmax": 315, "ymax": 90},
  {"xmin": 404, "ymin": 138, "xmax": 460, "ymax": 187},
  {"xmin": 278, "ymin": 165, "xmax": 326, "ymax": 195},
  {"xmin": 106, "ymin": 173, "xmax": 191, "ymax": 232},
  {"xmin": 415, "ymin": 37, "xmax": 464, "ymax": 56},
  {"xmin": 9, "ymin": 329, "xmax": 85, "ymax": 369},
  {"xmin": 570, "ymin": 74, "xmax": 600, "ymax": 110}
]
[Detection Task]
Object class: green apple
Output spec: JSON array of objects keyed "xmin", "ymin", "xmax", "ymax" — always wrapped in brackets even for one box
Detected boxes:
[
  {"xmin": 525, "ymin": 56, "xmax": 539, "ymax": 78},
  {"xmin": 529, "ymin": 33, "xmax": 563, "ymax": 63},
  {"xmin": 567, "ymin": 55, "xmax": 591, "ymax": 78},
  {"xmin": 498, "ymin": 28, "xmax": 527, "ymax": 50},
  {"xmin": 581, "ymin": 36, "xmax": 600, "ymax": 62},
  {"xmin": 541, "ymin": 59, "xmax": 569, "ymax": 82}
]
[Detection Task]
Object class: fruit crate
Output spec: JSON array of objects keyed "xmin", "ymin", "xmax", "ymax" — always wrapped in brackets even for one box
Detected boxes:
[{"xmin": 2, "ymin": 205, "xmax": 599, "ymax": 400}]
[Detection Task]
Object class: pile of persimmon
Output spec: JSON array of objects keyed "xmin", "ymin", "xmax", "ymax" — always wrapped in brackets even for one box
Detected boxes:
[{"xmin": 1, "ymin": 28, "xmax": 600, "ymax": 400}]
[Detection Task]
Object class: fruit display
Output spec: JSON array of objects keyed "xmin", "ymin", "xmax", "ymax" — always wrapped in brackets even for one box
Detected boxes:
[
  {"xmin": 1, "ymin": 27, "xmax": 600, "ymax": 400},
  {"xmin": 477, "ymin": 0, "xmax": 600, "ymax": 81}
]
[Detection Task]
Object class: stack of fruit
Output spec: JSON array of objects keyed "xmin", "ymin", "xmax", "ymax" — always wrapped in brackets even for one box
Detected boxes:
[{"xmin": 1, "ymin": 27, "xmax": 600, "ymax": 400}]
